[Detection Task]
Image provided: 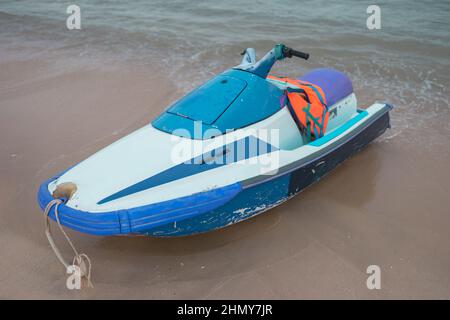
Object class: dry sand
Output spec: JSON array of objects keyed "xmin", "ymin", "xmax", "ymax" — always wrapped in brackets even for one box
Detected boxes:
[{"xmin": 1, "ymin": 59, "xmax": 449, "ymax": 299}]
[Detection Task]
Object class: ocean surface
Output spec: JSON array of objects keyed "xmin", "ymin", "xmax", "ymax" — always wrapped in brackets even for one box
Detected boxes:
[
  {"xmin": 1, "ymin": 1, "xmax": 450, "ymax": 298},
  {"xmin": 1, "ymin": 0, "xmax": 449, "ymax": 146}
]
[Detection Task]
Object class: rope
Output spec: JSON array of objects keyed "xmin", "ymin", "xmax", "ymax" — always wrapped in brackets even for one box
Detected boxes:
[{"xmin": 44, "ymin": 199, "xmax": 93, "ymax": 288}]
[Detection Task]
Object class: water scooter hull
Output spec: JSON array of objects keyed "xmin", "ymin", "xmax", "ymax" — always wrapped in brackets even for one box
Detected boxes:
[
  {"xmin": 37, "ymin": 45, "xmax": 393, "ymax": 237},
  {"xmin": 146, "ymin": 106, "xmax": 392, "ymax": 237},
  {"xmin": 37, "ymin": 104, "xmax": 392, "ymax": 237}
]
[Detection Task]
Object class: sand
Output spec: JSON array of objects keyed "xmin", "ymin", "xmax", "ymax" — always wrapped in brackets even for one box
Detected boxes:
[{"xmin": 1, "ymin": 59, "xmax": 449, "ymax": 299}]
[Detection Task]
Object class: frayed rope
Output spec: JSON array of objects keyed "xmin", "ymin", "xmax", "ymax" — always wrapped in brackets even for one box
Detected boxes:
[{"xmin": 44, "ymin": 199, "xmax": 93, "ymax": 288}]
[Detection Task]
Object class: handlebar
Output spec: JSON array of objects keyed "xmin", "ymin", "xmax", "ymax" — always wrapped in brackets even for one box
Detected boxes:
[
  {"xmin": 235, "ymin": 44, "xmax": 309, "ymax": 78},
  {"xmin": 282, "ymin": 46, "xmax": 309, "ymax": 60}
]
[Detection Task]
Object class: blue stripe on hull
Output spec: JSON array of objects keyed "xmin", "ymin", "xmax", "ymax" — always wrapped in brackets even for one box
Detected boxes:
[{"xmin": 98, "ymin": 135, "xmax": 278, "ymax": 205}]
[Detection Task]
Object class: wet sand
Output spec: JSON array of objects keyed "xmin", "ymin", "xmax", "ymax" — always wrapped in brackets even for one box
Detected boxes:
[{"xmin": 1, "ymin": 59, "xmax": 449, "ymax": 299}]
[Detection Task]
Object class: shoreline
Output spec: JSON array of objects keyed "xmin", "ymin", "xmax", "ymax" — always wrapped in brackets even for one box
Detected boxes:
[{"xmin": 1, "ymin": 56, "xmax": 449, "ymax": 298}]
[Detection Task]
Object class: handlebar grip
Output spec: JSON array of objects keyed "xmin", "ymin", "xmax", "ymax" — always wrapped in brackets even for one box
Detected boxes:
[
  {"xmin": 290, "ymin": 49, "xmax": 309, "ymax": 60},
  {"xmin": 283, "ymin": 46, "xmax": 309, "ymax": 60}
]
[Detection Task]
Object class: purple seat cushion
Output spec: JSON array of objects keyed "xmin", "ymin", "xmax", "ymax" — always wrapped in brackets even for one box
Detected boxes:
[{"xmin": 299, "ymin": 68, "xmax": 353, "ymax": 106}]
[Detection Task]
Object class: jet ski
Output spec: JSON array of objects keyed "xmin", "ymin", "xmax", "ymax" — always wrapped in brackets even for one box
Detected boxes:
[{"xmin": 38, "ymin": 44, "xmax": 393, "ymax": 237}]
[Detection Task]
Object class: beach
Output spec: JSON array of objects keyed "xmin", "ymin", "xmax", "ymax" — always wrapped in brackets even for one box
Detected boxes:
[{"xmin": 0, "ymin": 0, "xmax": 449, "ymax": 299}]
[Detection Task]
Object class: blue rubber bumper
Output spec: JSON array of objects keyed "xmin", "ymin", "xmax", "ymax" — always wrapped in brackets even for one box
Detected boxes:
[{"xmin": 37, "ymin": 174, "xmax": 242, "ymax": 236}]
